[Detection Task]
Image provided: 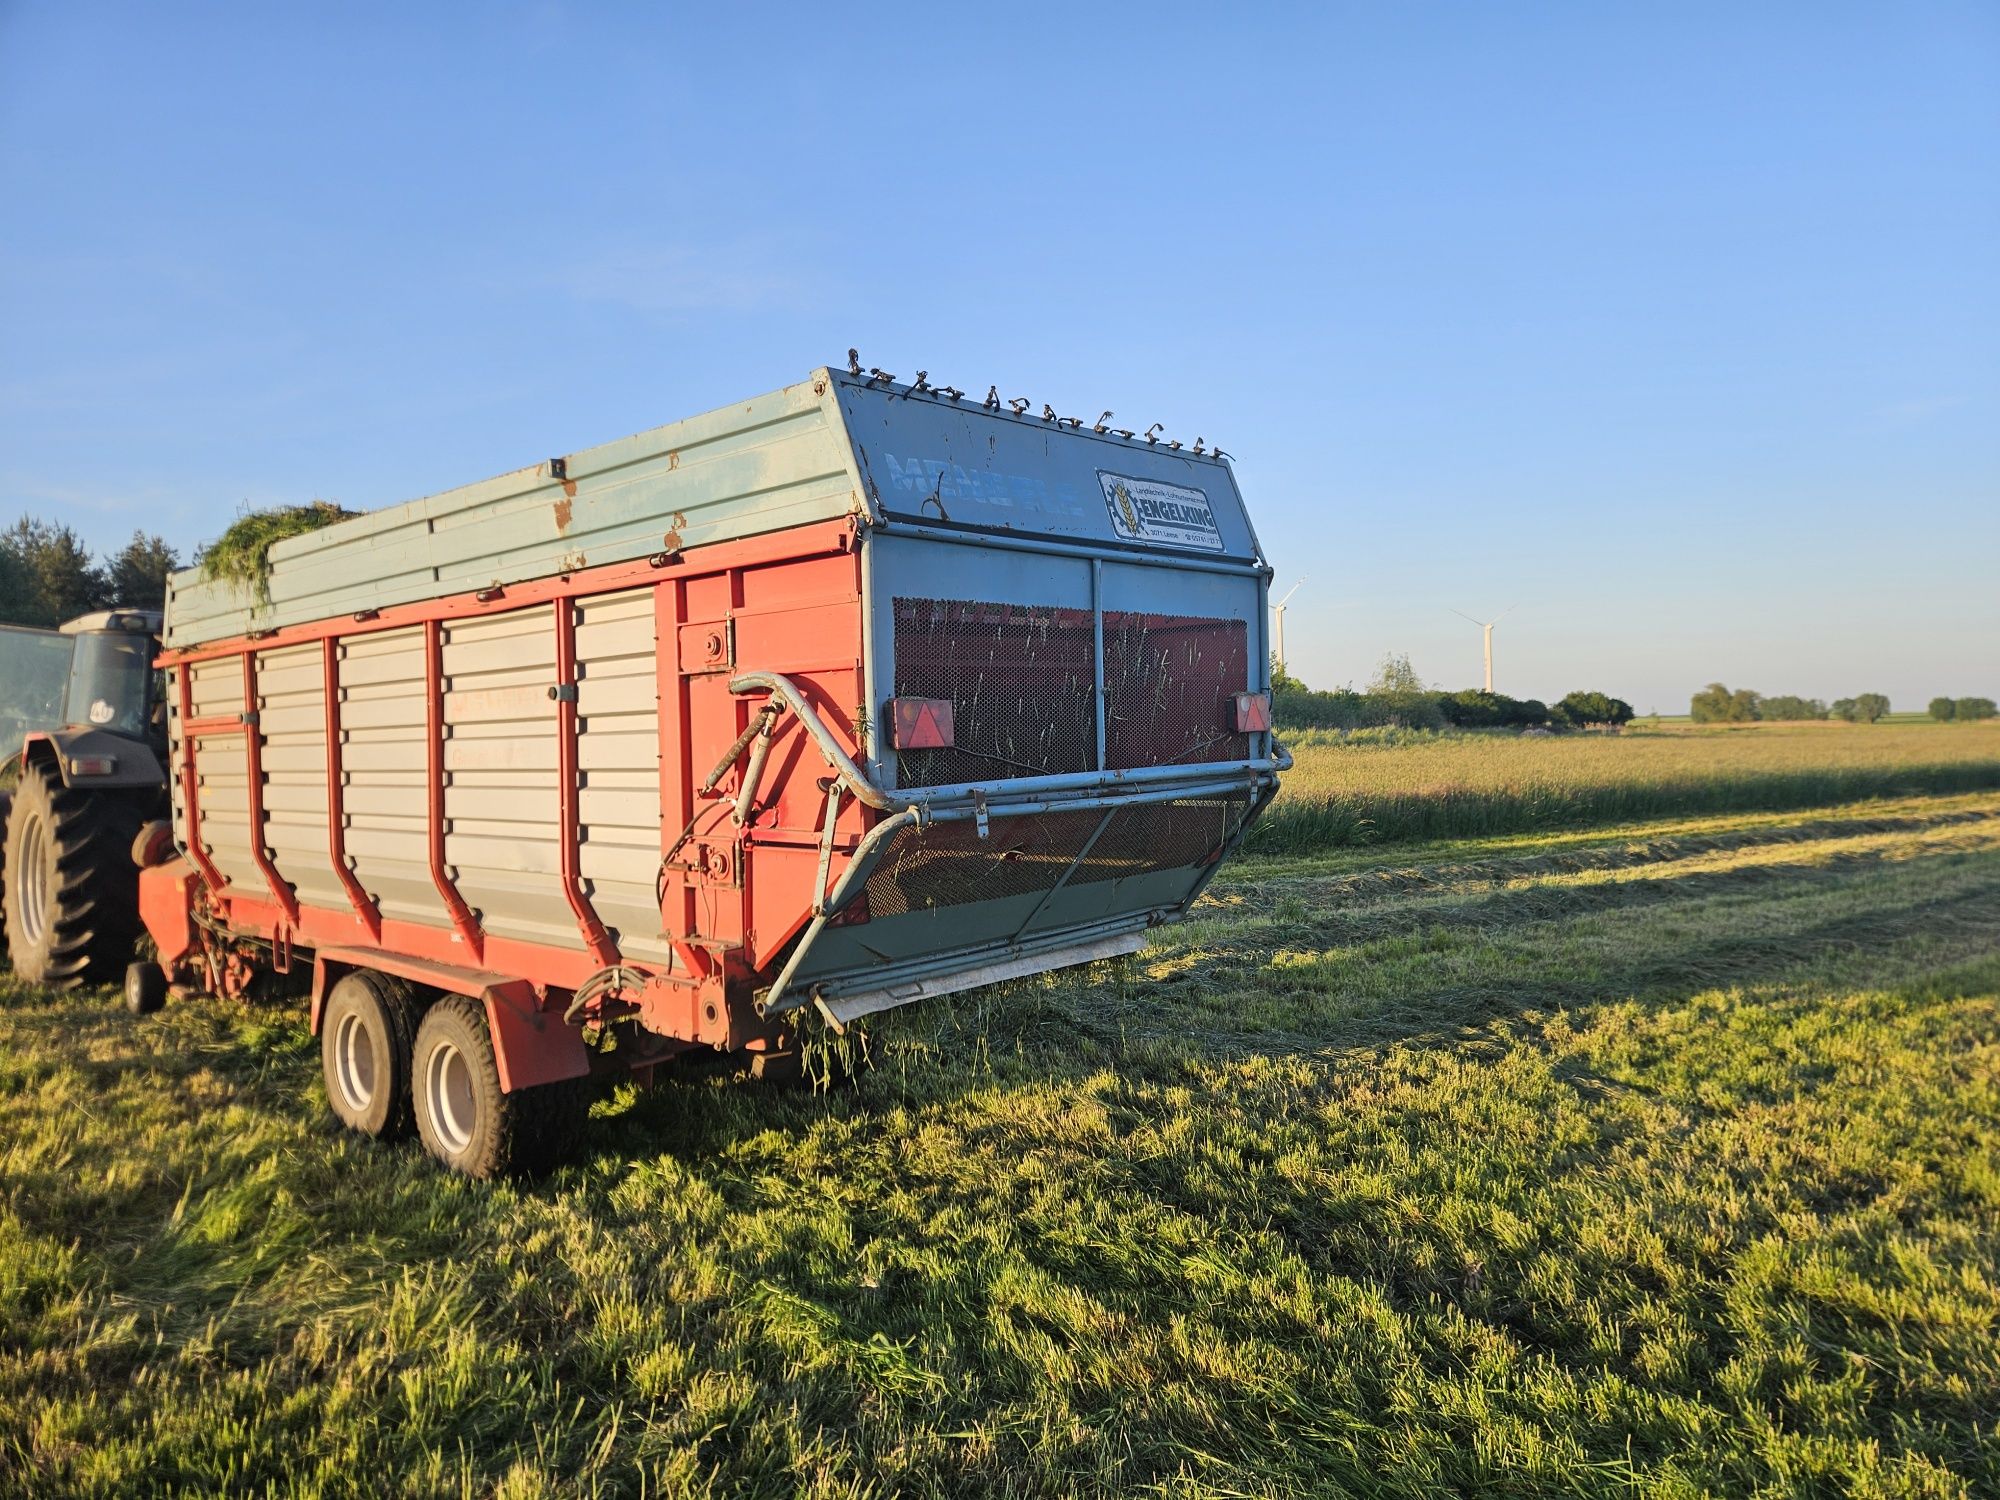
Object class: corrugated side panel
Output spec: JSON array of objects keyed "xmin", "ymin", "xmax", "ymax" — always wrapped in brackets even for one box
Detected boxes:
[
  {"xmin": 186, "ymin": 656, "xmax": 261, "ymax": 898},
  {"xmin": 340, "ymin": 628, "xmax": 444, "ymax": 930},
  {"xmin": 439, "ymin": 605, "xmax": 579, "ymax": 951},
  {"xmin": 254, "ymin": 642, "xmax": 347, "ymax": 916},
  {"xmin": 166, "ymin": 374, "xmax": 860, "ymax": 648},
  {"xmin": 168, "ymin": 667, "xmax": 185, "ymax": 850},
  {"xmin": 574, "ymin": 588, "xmax": 670, "ymax": 965}
]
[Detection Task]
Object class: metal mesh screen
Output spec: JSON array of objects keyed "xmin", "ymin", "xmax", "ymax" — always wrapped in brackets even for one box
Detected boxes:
[
  {"xmin": 1085, "ymin": 795, "xmax": 1250, "ymax": 877},
  {"xmin": 892, "ymin": 598, "xmax": 1096, "ymax": 788},
  {"xmin": 1102, "ymin": 612, "xmax": 1250, "ymax": 769},
  {"xmin": 864, "ymin": 793, "xmax": 1254, "ymax": 919}
]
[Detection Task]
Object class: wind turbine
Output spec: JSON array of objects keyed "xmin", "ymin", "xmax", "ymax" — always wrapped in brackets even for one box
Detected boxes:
[
  {"xmin": 1450, "ymin": 605, "xmax": 1515, "ymax": 693},
  {"xmin": 1272, "ymin": 578, "xmax": 1306, "ymax": 676}
]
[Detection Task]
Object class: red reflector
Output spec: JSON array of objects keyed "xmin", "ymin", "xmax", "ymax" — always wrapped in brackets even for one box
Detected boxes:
[
  {"xmin": 1233, "ymin": 692, "xmax": 1273, "ymax": 733},
  {"xmin": 890, "ymin": 697, "xmax": 955, "ymax": 750}
]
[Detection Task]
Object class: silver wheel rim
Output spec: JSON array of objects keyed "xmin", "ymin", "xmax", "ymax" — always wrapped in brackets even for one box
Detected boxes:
[
  {"xmin": 18, "ymin": 816, "xmax": 48, "ymax": 946},
  {"xmin": 425, "ymin": 1038, "xmax": 477, "ymax": 1155},
  {"xmin": 333, "ymin": 1010, "xmax": 376, "ymax": 1115}
]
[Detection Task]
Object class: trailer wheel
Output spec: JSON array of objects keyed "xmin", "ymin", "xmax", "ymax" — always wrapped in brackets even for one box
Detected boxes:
[
  {"xmin": 124, "ymin": 960, "xmax": 166, "ymax": 1015},
  {"xmin": 412, "ymin": 995, "xmax": 589, "ymax": 1178},
  {"xmin": 3, "ymin": 763, "xmax": 145, "ymax": 989},
  {"xmin": 320, "ymin": 969, "xmax": 419, "ymax": 1140}
]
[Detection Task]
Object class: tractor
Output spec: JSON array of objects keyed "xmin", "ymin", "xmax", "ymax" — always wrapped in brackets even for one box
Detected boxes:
[{"xmin": 1, "ymin": 610, "xmax": 170, "ymax": 991}]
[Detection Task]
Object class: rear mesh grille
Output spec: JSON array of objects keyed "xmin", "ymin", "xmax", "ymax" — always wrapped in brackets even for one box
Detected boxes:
[
  {"xmin": 892, "ymin": 599, "xmax": 1096, "ymax": 788},
  {"xmin": 865, "ymin": 795, "xmax": 1253, "ymax": 918},
  {"xmin": 1102, "ymin": 612, "xmax": 1250, "ymax": 769},
  {"xmin": 892, "ymin": 596, "xmax": 1251, "ymax": 788}
]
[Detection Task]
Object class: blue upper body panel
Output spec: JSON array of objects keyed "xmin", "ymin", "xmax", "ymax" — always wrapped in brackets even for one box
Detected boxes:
[{"xmin": 830, "ymin": 374, "xmax": 1265, "ymax": 566}]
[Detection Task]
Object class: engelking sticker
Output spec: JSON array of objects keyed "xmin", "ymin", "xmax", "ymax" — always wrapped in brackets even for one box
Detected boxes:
[{"xmin": 1096, "ymin": 472, "xmax": 1224, "ymax": 552}]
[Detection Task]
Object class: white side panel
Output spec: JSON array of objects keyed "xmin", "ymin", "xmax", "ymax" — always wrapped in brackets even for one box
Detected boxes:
[
  {"xmin": 167, "ymin": 665, "xmax": 187, "ymax": 850},
  {"xmin": 187, "ymin": 655, "xmax": 243, "ymax": 719},
  {"xmin": 574, "ymin": 589, "xmax": 670, "ymax": 964},
  {"xmin": 254, "ymin": 642, "xmax": 347, "ymax": 914},
  {"xmin": 186, "ymin": 656, "xmax": 259, "ymax": 896},
  {"xmin": 440, "ymin": 605, "xmax": 580, "ymax": 951},
  {"xmin": 339, "ymin": 627, "xmax": 445, "ymax": 930}
]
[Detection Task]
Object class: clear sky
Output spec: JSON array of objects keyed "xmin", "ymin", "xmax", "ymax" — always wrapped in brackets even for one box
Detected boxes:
[{"xmin": 2, "ymin": 2, "xmax": 1994, "ymax": 712}]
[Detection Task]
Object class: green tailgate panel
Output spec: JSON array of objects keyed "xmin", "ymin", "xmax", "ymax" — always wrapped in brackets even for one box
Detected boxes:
[{"xmin": 787, "ymin": 794, "xmax": 1255, "ymax": 998}]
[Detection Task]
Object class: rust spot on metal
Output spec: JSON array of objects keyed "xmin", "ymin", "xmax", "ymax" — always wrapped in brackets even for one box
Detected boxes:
[
  {"xmin": 668, "ymin": 451, "xmax": 680, "ymax": 471},
  {"xmin": 553, "ymin": 495, "xmax": 574, "ymax": 531},
  {"xmin": 561, "ymin": 477, "xmax": 577, "ymax": 499},
  {"xmin": 662, "ymin": 529, "xmax": 682, "ymax": 553}
]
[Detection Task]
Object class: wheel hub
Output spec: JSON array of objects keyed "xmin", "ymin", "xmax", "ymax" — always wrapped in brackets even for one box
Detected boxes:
[
  {"xmin": 17, "ymin": 814, "xmax": 49, "ymax": 946},
  {"xmin": 425, "ymin": 1039, "xmax": 477, "ymax": 1154},
  {"xmin": 333, "ymin": 1010, "xmax": 376, "ymax": 1114}
]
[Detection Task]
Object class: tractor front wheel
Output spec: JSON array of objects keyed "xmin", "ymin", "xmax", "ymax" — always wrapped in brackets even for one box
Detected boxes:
[{"xmin": 2, "ymin": 763, "xmax": 144, "ymax": 989}]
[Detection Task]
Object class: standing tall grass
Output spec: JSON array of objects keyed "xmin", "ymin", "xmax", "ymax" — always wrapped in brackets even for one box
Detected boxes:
[{"xmin": 1255, "ymin": 721, "xmax": 2000, "ymax": 852}]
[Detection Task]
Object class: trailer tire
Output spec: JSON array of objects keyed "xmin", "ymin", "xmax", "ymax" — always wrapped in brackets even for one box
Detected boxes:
[
  {"xmin": 514, "ymin": 1075, "xmax": 594, "ymax": 1173},
  {"xmin": 321, "ymin": 969, "xmax": 419, "ymax": 1140},
  {"xmin": 124, "ymin": 960, "xmax": 166, "ymax": 1015},
  {"xmin": 3, "ymin": 763, "xmax": 145, "ymax": 989},
  {"xmin": 411, "ymin": 995, "xmax": 587, "ymax": 1178}
]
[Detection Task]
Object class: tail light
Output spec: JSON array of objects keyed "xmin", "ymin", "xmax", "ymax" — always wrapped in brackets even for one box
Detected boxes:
[
  {"xmin": 889, "ymin": 697, "xmax": 955, "ymax": 749},
  {"xmin": 1233, "ymin": 692, "xmax": 1272, "ymax": 733}
]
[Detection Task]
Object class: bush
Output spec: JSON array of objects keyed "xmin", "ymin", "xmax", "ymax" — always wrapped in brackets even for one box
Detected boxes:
[
  {"xmin": 1928, "ymin": 697, "xmax": 1956, "ymax": 722},
  {"xmin": 1438, "ymin": 690, "xmax": 1549, "ymax": 730},
  {"xmin": 1760, "ymin": 695, "xmax": 1828, "ymax": 721},
  {"xmin": 1273, "ymin": 685, "xmax": 1388, "ymax": 732},
  {"xmin": 1554, "ymin": 690, "xmax": 1634, "ymax": 728},
  {"xmin": 1955, "ymin": 696, "xmax": 1997, "ymax": 722},
  {"xmin": 1691, "ymin": 683, "xmax": 1760, "ymax": 723}
]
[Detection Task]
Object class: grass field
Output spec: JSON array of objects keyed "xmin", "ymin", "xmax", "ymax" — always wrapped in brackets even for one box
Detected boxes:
[
  {"xmin": 1257, "ymin": 720, "xmax": 2000, "ymax": 851},
  {"xmin": 1, "ymin": 734, "xmax": 1998, "ymax": 1495}
]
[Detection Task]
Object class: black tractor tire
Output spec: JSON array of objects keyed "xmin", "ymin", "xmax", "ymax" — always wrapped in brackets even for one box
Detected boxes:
[
  {"xmin": 2, "ymin": 763, "xmax": 146, "ymax": 989},
  {"xmin": 320, "ymin": 969, "xmax": 421, "ymax": 1140},
  {"xmin": 124, "ymin": 960, "xmax": 167, "ymax": 1015},
  {"xmin": 0, "ymin": 789, "xmax": 12, "ymax": 959},
  {"xmin": 411, "ymin": 995, "xmax": 591, "ymax": 1178}
]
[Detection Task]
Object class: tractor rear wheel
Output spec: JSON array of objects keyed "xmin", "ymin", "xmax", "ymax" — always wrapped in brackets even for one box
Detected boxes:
[
  {"xmin": 2, "ymin": 763, "xmax": 145, "ymax": 989},
  {"xmin": 0, "ymin": 790, "xmax": 11, "ymax": 959}
]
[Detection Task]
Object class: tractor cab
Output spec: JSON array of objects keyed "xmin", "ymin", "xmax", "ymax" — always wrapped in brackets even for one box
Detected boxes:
[
  {"xmin": 52, "ymin": 610, "xmax": 167, "ymax": 756},
  {"xmin": 0, "ymin": 610, "xmax": 165, "ymax": 777}
]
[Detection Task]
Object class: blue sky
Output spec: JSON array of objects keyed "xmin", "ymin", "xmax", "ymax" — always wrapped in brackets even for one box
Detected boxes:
[{"xmin": 2, "ymin": 2, "xmax": 1994, "ymax": 712}]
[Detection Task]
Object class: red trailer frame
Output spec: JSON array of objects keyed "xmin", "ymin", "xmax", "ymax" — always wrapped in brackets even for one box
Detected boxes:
[{"xmin": 145, "ymin": 517, "xmax": 870, "ymax": 1098}]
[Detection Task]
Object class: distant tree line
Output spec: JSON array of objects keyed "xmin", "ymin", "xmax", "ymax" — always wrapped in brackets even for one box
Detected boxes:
[
  {"xmin": 1690, "ymin": 683, "xmax": 1895, "ymax": 724},
  {"xmin": 1273, "ymin": 655, "xmax": 1631, "ymax": 732},
  {"xmin": 1929, "ymin": 697, "xmax": 1997, "ymax": 722},
  {"xmin": 0, "ymin": 517, "xmax": 179, "ymax": 628}
]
